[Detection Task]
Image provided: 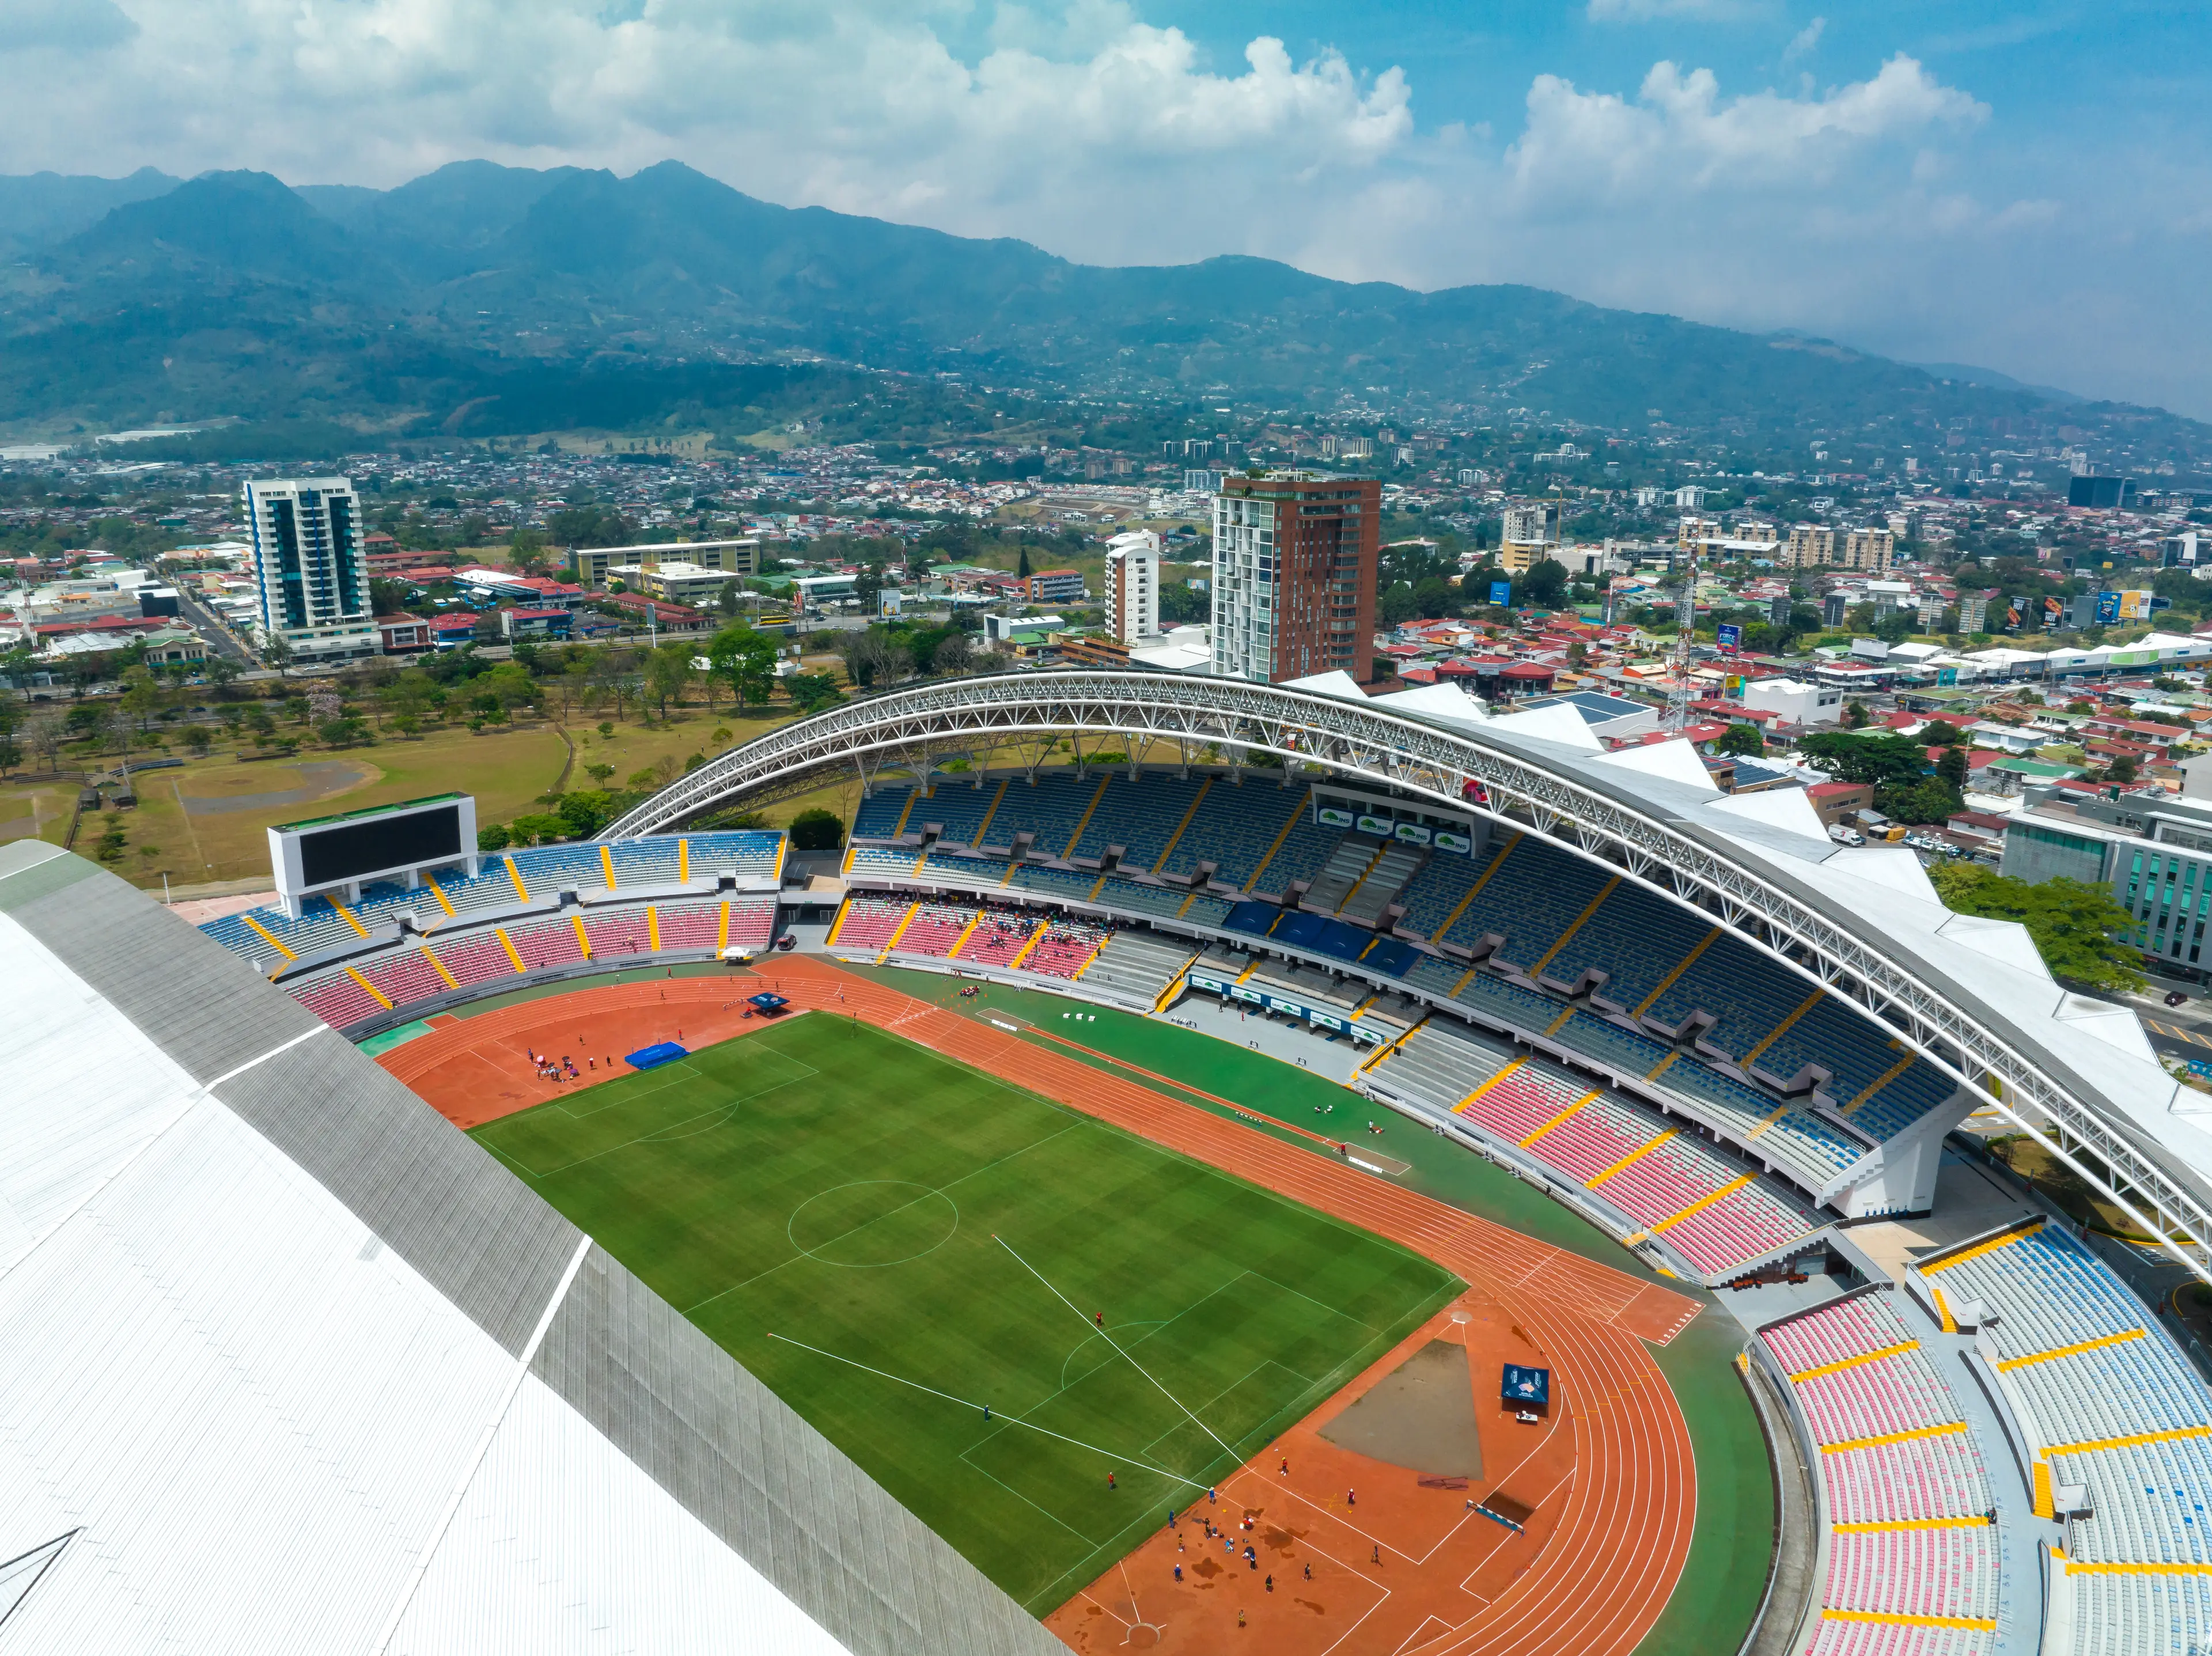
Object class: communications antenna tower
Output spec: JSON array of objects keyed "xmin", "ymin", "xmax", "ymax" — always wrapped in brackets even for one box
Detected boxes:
[{"xmin": 1667, "ymin": 545, "xmax": 1700, "ymax": 732}]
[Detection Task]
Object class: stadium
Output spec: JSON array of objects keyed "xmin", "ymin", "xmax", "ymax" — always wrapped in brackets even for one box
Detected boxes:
[{"xmin": 6, "ymin": 665, "xmax": 2212, "ymax": 1655}]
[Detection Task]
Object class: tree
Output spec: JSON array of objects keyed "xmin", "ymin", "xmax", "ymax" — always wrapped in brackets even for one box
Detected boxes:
[
  {"xmin": 1379, "ymin": 581, "xmax": 1418, "ymax": 627},
  {"xmin": 1714, "ymin": 722, "xmax": 1765, "ymax": 758},
  {"xmin": 260, "ymin": 634, "xmax": 294, "ymax": 678},
  {"xmin": 476, "ymin": 822, "xmax": 512, "ymax": 851},
  {"xmin": 1510, "ymin": 560, "xmax": 1569, "ymax": 611},
  {"xmin": 119, "ymin": 668, "xmax": 163, "ymax": 733},
  {"xmin": 585, "ymin": 761, "xmax": 616, "ymax": 785},
  {"xmin": 182, "ymin": 724, "xmax": 213, "ymax": 757},
  {"xmin": 643, "ymin": 642, "xmax": 694, "ymax": 715},
  {"xmin": 717, "ymin": 579, "xmax": 744, "ymax": 618},
  {"xmin": 784, "ymin": 672, "xmax": 842, "ymax": 713},
  {"xmin": 787, "ymin": 808, "xmax": 844, "ymax": 851},
  {"xmin": 1936, "ymin": 746, "xmax": 1969, "ymax": 790},
  {"xmin": 507, "ymin": 812, "xmax": 570, "ymax": 845},
  {"xmin": 1843, "ymin": 699, "xmax": 1869, "ymax": 728},
  {"xmin": 932, "ymin": 632, "xmax": 974, "ymax": 674},
  {"xmin": 707, "ymin": 625, "xmax": 778, "ymax": 706},
  {"xmin": 1799, "ymin": 731, "xmax": 1929, "ymax": 791},
  {"xmin": 1017, "ymin": 545, "xmax": 1033, "ymax": 579},
  {"xmin": 1931, "ymin": 865, "xmax": 2147, "ymax": 992}
]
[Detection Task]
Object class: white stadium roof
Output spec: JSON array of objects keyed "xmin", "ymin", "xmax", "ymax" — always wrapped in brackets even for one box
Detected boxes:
[{"xmin": 0, "ymin": 841, "xmax": 1061, "ymax": 1656}]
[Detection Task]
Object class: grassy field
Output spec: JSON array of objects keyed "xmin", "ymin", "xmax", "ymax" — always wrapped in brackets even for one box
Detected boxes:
[
  {"xmin": 832, "ymin": 965, "xmax": 1776, "ymax": 1655},
  {"xmin": 473, "ymin": 1012, "xmax": 1460, "ymax": 1613},
  {"xmin": 0, "ymin": 703, "xmax": 805, "ymax": 892}
]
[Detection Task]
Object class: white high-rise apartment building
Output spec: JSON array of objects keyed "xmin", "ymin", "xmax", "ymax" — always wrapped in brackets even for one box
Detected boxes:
[
  {"xmin": 1104, "ymin": 529, "xmax": 1161, "ymax": 644},
  {"xmin": 241, "ymin": 476, "xmax": 378, "ymax": 663}
]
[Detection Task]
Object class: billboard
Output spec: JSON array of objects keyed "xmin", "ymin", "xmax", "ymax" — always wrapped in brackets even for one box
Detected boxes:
[
  {"xmin": 1356, "ymin": 813, "xmax": 1394, "ymax": 836},
  {"xmin": 270, "ymin": 793, "xmax": 477, "ymax": 905},
  {"xmin": 1431, "ymin": 828, "xmax": 1472, "ymax": 855},
  {"xmin": 1489, "ymin": 580, "xmax": 1512, "ymax": 607},
  {"xmin": 1716, "ymin": 622, "xmax": 1742, "ymax": 651},
  {"xmin": 2095, "ymin": 590, "xmax": 2122, "ymax": 626},
  {"xmin": 1317, "ymin": 805, "xmax": 1355, "ymax": 828},
  {"xmin": 1393, "ymin": 821, "xmax": 1432, "ymax": 846}
]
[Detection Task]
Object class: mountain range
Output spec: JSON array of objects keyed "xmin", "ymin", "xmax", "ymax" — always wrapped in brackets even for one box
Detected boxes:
[{"xmin": 0, "ymin": 160, "xmax": 2196, "ymax": 456}]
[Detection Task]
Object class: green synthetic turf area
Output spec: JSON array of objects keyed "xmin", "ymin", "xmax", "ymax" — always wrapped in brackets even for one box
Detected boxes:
[
  {"xmin": 834, "ymin": 963, "xmax": 1777, "ymax": 1654},
  {"xmin": 473, "ymin": 1011, "xmax": 1460, "ymax": 1613}
]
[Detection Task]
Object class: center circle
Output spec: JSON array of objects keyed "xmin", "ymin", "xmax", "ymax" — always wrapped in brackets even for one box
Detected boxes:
[{"xmin": 788, "ymin": 1180, "xmax": 959, "ymax": 1268}]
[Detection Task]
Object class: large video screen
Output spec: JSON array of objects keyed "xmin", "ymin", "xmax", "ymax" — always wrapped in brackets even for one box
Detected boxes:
[{"xmin": 299, "ymin": 804, "xmax": 463, "ymax": 887}]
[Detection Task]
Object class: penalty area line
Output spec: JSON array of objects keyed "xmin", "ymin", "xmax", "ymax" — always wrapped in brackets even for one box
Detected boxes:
[{"xmin": 765, "ymin": 1332, "xmax": 1206, "ymax": 1491}]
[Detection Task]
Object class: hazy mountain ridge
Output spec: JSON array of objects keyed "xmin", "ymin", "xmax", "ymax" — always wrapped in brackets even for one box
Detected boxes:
[{"xmin": 0, "ymin": 160, "xmax": 2198, "ymax": 456}]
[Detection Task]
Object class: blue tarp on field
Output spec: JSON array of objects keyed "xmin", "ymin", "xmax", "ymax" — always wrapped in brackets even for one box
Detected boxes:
[
  {"xmin": 1501, "ymin": 1363, "xmax": 1551, "ymax": 1407},
  {"xmin": 624, "ymin": 1041, "xmax": 690, "ymax": 1070}
]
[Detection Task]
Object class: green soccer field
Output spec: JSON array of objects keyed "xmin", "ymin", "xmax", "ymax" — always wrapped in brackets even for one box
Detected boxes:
[{"xmin": 474, "ymin": 1011, "xmax": 1461, "ymax": 1612}]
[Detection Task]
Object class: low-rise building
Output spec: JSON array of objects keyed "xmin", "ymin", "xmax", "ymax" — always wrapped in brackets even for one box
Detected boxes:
[
  {"xmin": 1024, "ymin": 568, "xmax": 1087, "ymax": 603},
  {"xmin": 377, "ymin": 614, "xmax": 433, "ymax": 654},
  {"xmin": 608, "ymin": 560, "xmax": 740, "ymax": 606},
  {"xmin": 1741, "ymin": 677, "xmax": 1843, "ymax": 726},
  {"xmin": 570, "ymin": 539, "xmax": 757, "ymax": 590},
  {"xmin": 499, "ymin": 607, "xmax": 574, "ymax": 641}
]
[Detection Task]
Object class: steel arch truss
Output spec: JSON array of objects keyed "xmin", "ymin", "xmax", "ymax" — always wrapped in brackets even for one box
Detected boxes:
[{"xmin": 609, "ymin": 669, "xmax": 2212, "ymax": 1275}]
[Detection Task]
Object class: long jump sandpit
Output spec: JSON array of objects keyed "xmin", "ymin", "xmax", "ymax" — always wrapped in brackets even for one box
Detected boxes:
[{"xmin": 378, "ymin": 957, "xmax": 1701, "ymax": 1656}]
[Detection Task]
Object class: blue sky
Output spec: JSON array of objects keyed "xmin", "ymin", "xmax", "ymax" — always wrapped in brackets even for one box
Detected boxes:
[{"xmin": 6, "ymin": 0, "xmax": 2209, "ymax": 415}]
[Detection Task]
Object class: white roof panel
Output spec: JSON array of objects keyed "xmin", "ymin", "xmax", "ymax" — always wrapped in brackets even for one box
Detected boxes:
[{"xmin": 0, "ymin": 892, "xmax": 859, "ymax": 1656}]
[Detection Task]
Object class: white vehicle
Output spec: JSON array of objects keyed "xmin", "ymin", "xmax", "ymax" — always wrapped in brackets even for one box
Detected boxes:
[{"xmin": 1828, "ymin": 824, "xmax": 1866, "ymax": 847}]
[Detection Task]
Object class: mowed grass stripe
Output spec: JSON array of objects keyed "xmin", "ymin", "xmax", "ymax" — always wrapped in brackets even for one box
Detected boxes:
[{"xmin": 474, "ymin": 1012, "xmax": 1460, "ymax": 1611}]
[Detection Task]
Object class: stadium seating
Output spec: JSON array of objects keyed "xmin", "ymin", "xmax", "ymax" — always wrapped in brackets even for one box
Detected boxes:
[
  {"xmin": 903, "ymin": 780, "xmax": 1002, "ymax": 847},
  {"xmin": 1762, "ymin": 1292, "xmax": 1999, "ymax": 1655},
  {"xmin": 1439, "ymin": 835, "xmax": 1614, "ymax": 964},
  {"xmin": 1072, "ymin": 774, "xmax": 1210, "ymax": 867},
  {"xmin": 1156, "ymin": 780, "xmax": 1306, "ymax": 889},
  {"xmin": 289, "ymin": 967, "xmax": 385, "ymax": 1029},
  {"xmin": 847, "ymin": 844, "xmax": 926, "ymax": 880},
  {"xmin": 509, "ymin": 918, "xmax": 584, "ymax": 972},
  {"xmin": 1025, "ymin": 920, "xmax": 1107, "ymax": 979},
  {"xmin": 430, "ymin": 931, "xmax": 514, "ymax": 990},
  {"xmin": 358, "ymin": 947, "xmax": 448, "ymax": 1008},
  {"xmin": 585, "ymin": 909, "xmax": 654, "ymax": 960},
  {"xmin": 727, "ymin": 897, "xmax": 775, "ymax": 952},
  {"xmin": 656, "ymin": 901, "xmax": 722, "ymax": 951},
  {"xmin": 196, "ymin": 831, "xmax": 781, "ymax": 971},
  {"xmin": 852, "ymin": 786, "xmax": 916, "ymax": 840},
  {"xmin": 830, "ymin": 895, "xmax": 912, "ymax": 952},
  {"xmin": 1917, "ymin": 1221, "xmax": 2212, "ymax": 1630},
  {"xmin": 1365, "ymin": 1023, "xmax": 1816, "ymax": 1275},
  {"xmin": 1078, "ymin": 930, "xmax": 1200, "ymax": 1005},
  {"xmin": 893, "ymin": 903, "xmax": 978, "ymax": 958},
  {"xmin": 978, "ymin": 772, "xmax": 1106, "ymax": 859},
  {"xmin": 1540, "ymin": 880, "xmax": 1714, "ymax": 1010},
  {"xmin": 956, "ymin": 911, "xmax": 1041, "ymax": 968}
]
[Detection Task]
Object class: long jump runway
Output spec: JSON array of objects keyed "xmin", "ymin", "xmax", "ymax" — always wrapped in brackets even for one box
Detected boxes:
[{"xmin": 379, "ymin": 957, "xmax": 1702, "ymax": 1656}]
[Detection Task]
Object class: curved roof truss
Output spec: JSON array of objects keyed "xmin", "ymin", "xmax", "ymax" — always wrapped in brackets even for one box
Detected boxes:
[{"xmin": 609, "ymin": 669, "xmax": 2212, "ymax": 1278}]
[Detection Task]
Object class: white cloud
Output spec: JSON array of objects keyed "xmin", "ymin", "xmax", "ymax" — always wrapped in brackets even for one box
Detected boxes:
[
  {"xmin": 0, "ymin": 1, "xmax": 1411, "ymax": 244},
  {"xmin": 1782, "ymin": 16, "xmax": 1824, "ymax": 62},
  {"xmin": 1507, "ymin": 54, "xmax": 1985, "ymax": 198}
]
